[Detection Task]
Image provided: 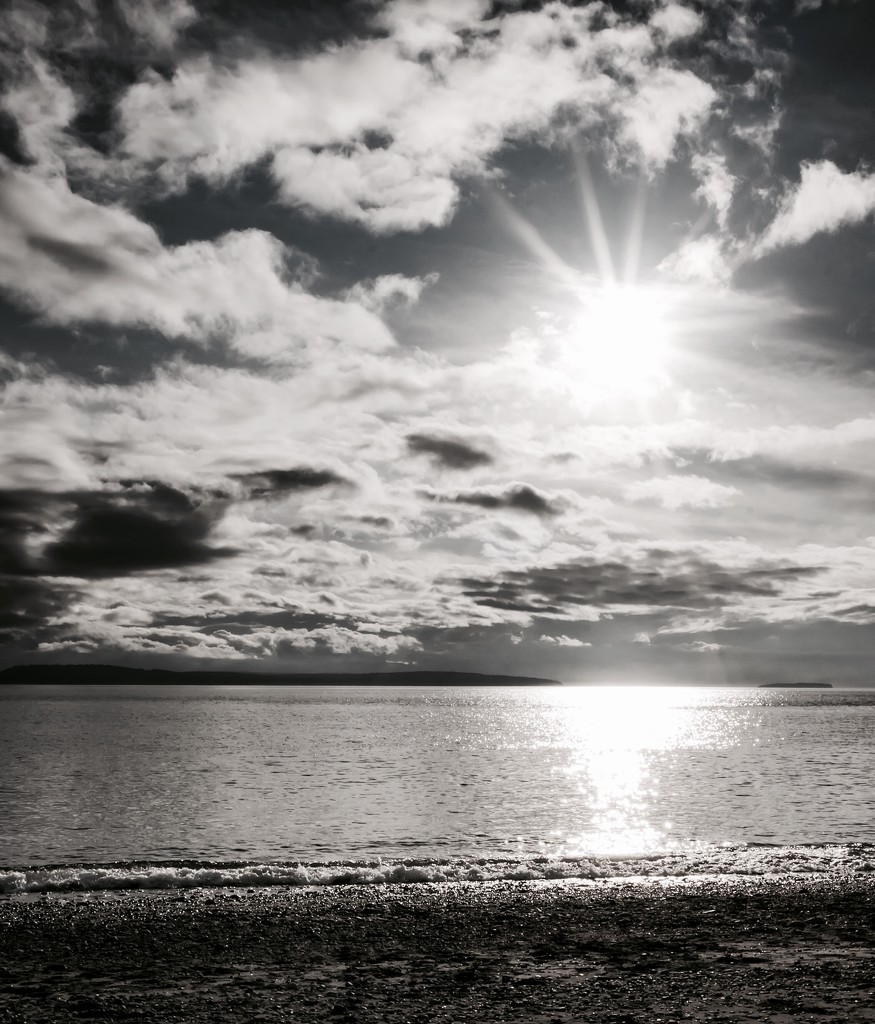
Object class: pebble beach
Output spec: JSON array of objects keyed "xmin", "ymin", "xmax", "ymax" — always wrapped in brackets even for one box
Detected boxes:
[{"xmin": 2, "ymin": 874, "xmax": 874, "ymax": 1023}]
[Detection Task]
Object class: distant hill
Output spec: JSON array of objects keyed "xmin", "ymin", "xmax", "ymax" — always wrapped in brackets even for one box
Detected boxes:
[
  {"xmin": 759, "ymin": 682, "xmax": 833, "ymax": 688},
  {"xmin": 0, "ymin": 664, "xmax": 561, "ymax": 687}
]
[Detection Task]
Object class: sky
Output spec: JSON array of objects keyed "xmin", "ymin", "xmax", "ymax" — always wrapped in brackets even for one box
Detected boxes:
[{"xmin": 1, "ymin": 0, "xmax": 874, "ymax": 683}]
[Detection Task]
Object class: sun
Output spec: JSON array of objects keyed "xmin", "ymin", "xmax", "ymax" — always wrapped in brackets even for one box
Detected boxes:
[{"xmin": 566, "ymin": 283, "xmax": 672, "ymax": 397}]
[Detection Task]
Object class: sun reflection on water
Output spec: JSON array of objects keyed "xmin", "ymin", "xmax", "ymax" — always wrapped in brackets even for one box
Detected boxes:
[{"xmin": 544, "ymin": 687, "xmax": 744, "ymax": 857}]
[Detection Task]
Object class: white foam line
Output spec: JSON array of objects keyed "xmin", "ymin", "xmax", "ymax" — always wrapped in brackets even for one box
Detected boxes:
[{"xmin": 2, "ymin": 845, "xmax": 874, "ymax": 895}]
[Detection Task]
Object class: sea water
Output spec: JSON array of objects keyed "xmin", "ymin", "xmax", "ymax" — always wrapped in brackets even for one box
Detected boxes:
[{"xmin": 1, "ymin": 684, "xmax": 874, "ymax": 893}]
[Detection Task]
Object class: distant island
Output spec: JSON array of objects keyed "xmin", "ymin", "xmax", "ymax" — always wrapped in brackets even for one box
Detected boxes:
[
  {"xmin": 759, "ymin": 682, "xmax": 833, "ymax": 688},
  {"xmin": 0, "ymin": 664, "xmax": 561, "ymax": 687}
]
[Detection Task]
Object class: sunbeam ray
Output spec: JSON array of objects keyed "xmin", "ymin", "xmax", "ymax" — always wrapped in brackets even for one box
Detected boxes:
[
  {"xmin": 623, "ymin": 177, "xmax": 647, "ymax": 285},
  {"xmin": 572, "ymin": 141, "xmax": 616, "ymax": 284},
  {"xmin": 484, "ymin": 188, "xmax": 584, "ymax": 294}
]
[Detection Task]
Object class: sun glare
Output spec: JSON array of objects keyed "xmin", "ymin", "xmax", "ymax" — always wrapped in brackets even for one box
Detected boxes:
[
  {"xmin": 566, "ymin": 284, "xmax": 672, "ymax": 396},
  {"xmin": 492, "ymin": 185, "xmax": 679, "ymax": 402}
]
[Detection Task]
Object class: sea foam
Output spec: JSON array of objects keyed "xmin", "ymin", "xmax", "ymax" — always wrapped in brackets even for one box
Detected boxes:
[{"xmin": 2, "ymin": 844, "xmax": 873, "ymax": 895}]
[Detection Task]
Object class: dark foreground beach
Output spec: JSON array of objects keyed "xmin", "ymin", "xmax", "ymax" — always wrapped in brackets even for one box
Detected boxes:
[{"xmin": 1, "ymin": 875, "xmax": 874, "ymax": 1023}]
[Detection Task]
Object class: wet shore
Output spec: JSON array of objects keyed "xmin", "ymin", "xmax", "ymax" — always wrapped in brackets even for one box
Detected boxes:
[{"xmin": 1, "ymin": 875, "xmax": 874, "ymax": 1022}]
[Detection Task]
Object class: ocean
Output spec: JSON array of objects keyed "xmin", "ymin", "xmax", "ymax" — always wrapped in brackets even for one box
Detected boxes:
[{"xmin": 2, "ymin": 683, "xmax": 874, "ymax": 894}]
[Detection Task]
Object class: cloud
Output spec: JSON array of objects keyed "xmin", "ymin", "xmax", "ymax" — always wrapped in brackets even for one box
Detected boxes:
[
  {"xmin": 2, "ymin": 0, "xmax": 196, "ymax": 55},
  {"xmin": 538, "ymin": 633, "xmax": 591, "ymax": 647},
  {"xmin": 278, "ymin": 625, "xmax": 421, "ymax": 657},
  {"xmin": 658, "ymin": 235, "xmax": 734, "ymax": 284},
  {"xmin": 0, "ymin": 574, "xmax": 72, "ymax": 647},
  {"xmin": 705, "ymin": 418, "xmax": 875, "ymax": 462},
  {"xmin": 677, "ymin": 639, "xmax": 723, "ymax": 653},
  {"xmin": 0, "ymin": 478, "xmax": 240, "ymax": 647},
  {"xmin": 617, "ymin": 67, "xmax": 716, "ymax": 171},
  {"xmin": 433, "ymin": 483, "xmax": 562, "ymax": 517},
  {"xmin": 346, "ymin": 273, "xmax": 436, "ymax": 313},
  {"xmin": 115, "ymin": 0, "xmax": 196, "ymax": 50},
  {"xmin": 107, "ymin": 2, "xmax": 721, "ymax": 232},
  {"xmin": 0, "ymin": 160, "xmax": 399, "ymax": 359},
  {"xmin": 731, "ymin": 102, "xmax": 782, "ymax": 158},
  {"xmin": 0, "ymin": 55, "xmax": 77, "ymax": 170},
  {"xmin": 0, "ymin": 488, "xmax": 47, "ymax": 575},
  {"xmin": 683, "ymin": 452, "xmax": 865, "ymax": 493},
  {"xmin": 649, "ymin": 3, "xmax": 704, "ymax": 41},
  {"xmin": 0, "ymin": 355, "xmax": 449, "ymax": 495},
  {"xmin": 406, "ymin": 434, "xmax": 493, "ymax": 470},
  {"xmin": 0, "ymin": 1, "xmax": 200, "ymax": 176},
  {"xmin": 691, "ymin": 152, "xmax": 735, "ymax": 229},
  {"xmin": 626, "ymin": 475, "xmax": 739, "ymax": 510},
  {"xmin": 233, "ymin": 467, "xmax": 350, "ymax": 500},
  {"xmin": 460, "ymin": 555, "xmax": 823, "ymax": 620},
  {"xmin": 44, "ymin": 483, "xmax": 236, "ymax": 578},
  {"xmin": 374, "ymin": 0, "xmax": 493, "ymax": 55},
  {"xmin": 757, "ymin": 161, "xmax": 875, "ymax": 254},
  {"xmin": 792, "ymin": 0, "xmax": 850, "ymax": 11},
  {"xmin": 0, "ymin": 481, "xmax": 238, "ymax": 580}
]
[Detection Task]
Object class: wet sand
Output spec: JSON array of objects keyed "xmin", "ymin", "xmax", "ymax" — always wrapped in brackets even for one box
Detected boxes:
[{"xmin": 1, "ymin": 875, "xmax": 874, "ymax": 1023}]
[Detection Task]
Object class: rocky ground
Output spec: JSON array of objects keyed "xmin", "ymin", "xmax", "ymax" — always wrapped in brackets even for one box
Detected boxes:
[{"xmin": 1, "ymin": 875, "xmax": 874, "ymax": 1023}]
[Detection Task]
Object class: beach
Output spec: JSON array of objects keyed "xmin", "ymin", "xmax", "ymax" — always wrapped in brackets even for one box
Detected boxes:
[{"xmin": 2, "ymin": 875, "xmax": 874, "ymax": 1023}]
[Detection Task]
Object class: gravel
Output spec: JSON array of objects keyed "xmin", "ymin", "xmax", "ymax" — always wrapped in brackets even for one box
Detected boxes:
[{"xmin": 1, "ymin": 874, "xmax": 874, "ymax": 1023}]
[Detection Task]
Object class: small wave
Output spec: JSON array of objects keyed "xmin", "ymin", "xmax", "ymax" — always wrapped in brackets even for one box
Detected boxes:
[{"xmin": 2, "ymin": 844, "xmax": 873, "ymax": 896}]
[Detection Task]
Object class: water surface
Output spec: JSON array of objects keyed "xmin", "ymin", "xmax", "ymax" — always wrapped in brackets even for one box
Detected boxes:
[{"xmin": 2, "ymin": 684, "xmax": 873, "ymax": 869}]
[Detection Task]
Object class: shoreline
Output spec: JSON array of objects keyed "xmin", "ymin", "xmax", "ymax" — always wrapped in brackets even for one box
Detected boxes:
[
  {"xmin": 5, "ymin": 843, "xmax": 875, "ymax": 894},
  {"xmin": 3, "ymin": 875, "xmax": 874, "ymax": 1022}
]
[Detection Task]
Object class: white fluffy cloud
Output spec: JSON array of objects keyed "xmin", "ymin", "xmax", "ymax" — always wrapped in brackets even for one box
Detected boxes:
[
  {"xmin": 650, "ymin": 2, "xmax": 704, "ymax": 41},
  {"xmin": 757, "ymin": 161, "xmax": 875, "ymax": 254},
  {"xmin": 617, "ymin": 67, "xmax": 716, "ymax": 170},
  {"xmin": 677, "ymin": 640, "xmax": 723, "ymax": 653},
  {"xmin": 5, "ymin": 337, "xmax": 871, "ymax": 658},
  {"xmin": 626, "ymin": 475, "xmax": 739, "ymax": 510},
  {"xmin": 539, "ymin": 634, "xmax": 591, "ymax": 647},
  {"xmin": 658, "ymin": 235, "xmax": 734, "ymax": 284},
  {"xmin": 111, "ymin": 3, "xmax": 718, "ymax": 232},
  {"xmin": 0, "ymin": 161, "xmax": 417, "ymax": 360},
  {"xmin": 692, "ymin": 152, "xmax": 735, "ymax": 229},
  {"xmin": 115, "ymin": 0, "xmax": 196, "ymax": 50},
  {"xmin": 0, "ymin": 56, "xmax": 77, "ymax": 170}
]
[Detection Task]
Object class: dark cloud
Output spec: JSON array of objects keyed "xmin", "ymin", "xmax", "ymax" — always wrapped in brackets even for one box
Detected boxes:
[
  {"xmin": 0, "ymin": 576, "xmax": 70, "ymax": 641},
  {"xmin": 431, "ymin": 483, "xmax": 561, "ymax": 517},
  {"xmin": 358, "ymin": 515, "xmax": 393, "ymax": 528},
  {"xmin": 829, "ymin": 603, "xmax": 875, "ymax": 621},
  {"xmin": 234, "ymin": 467, "xmax": 348, "ymax": 499},
  {"xmin": 44, "ymin": 483, "xmax": 236, "ymax": 577},
  {"xmin": 459, "ymin": 556, "xmax": 824, "ymax": 617},
  {"xmin": 672, "ymin": 450, "xmax": 868, "ymax": 492},
  {"xmin": 0, "ymin": 110, "xmax": 30, "ymax": 166},
  {"xmin": 0, "ymin": 490, "xmax": 47, "ymax": 575},
  {"xmin": 114, "ymin": 479, "xmax": 206, "ymax": 512},
  {"xmin": 152, "ymin": 608, "xmax": 355, "ymax": 633},
  {"xmin": 0, "ymin": 492, "xmax": 74, "ymax": 646},
  {"xmin": 406, "ymin": 434, "xmax": 493, "ymax": 470},
  {"xmin": 0, "ymin": 482, "xmax": 237, "ymax": 583},
  {"xmin": 26, "ymin": 234, "xmax": 118, "ymax": 276}
]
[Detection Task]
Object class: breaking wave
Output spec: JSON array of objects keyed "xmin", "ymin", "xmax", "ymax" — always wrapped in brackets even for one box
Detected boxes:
[{"xmin": 2, "ymin": 844, "xmax": 874, "ymax": 895}]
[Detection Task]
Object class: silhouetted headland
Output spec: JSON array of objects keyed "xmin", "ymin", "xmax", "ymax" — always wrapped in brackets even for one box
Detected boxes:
[
  {"xmin": 0, "ymin": 664, "xmax": 561, "ymax": 686},
  {"xmin": 758, "ymin": 682, "xmax": 833, "ymax": 688}
]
